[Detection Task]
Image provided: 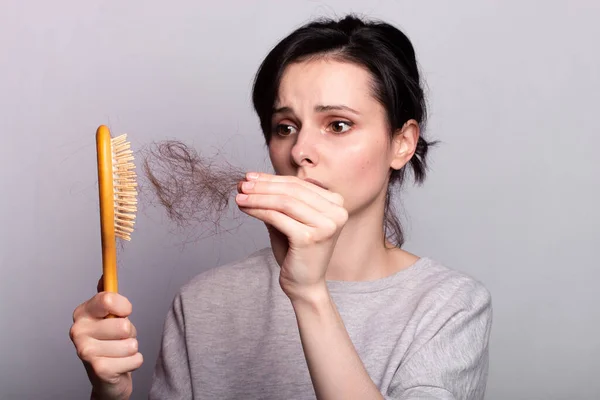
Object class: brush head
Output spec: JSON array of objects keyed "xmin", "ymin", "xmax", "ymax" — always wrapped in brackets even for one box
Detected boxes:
[{"xmin": 111, "ymin": 134, "xmax": 138, "ymax": 241}]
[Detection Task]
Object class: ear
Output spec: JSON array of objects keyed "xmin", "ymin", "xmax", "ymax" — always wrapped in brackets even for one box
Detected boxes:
[{"xmin": 390, "ymin": 119, "xmax": 420, "ymax": 170}]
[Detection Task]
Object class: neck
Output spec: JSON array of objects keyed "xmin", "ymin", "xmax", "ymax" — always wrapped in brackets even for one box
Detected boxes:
[{"xmin": 325, "ymin": 195, "xmax": 416, "ymax": 282}]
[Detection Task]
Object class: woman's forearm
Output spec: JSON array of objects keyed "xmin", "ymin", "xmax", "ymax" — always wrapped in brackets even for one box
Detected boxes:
[{"xmin": 290, "ymin": 284, "xmax": 384, "ymax": 400}]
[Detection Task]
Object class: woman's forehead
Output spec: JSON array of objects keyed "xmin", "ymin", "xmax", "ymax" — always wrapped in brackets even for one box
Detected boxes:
[{"xmin": 275, "ymin": 59, "xmax": 376, "ymax": 110}]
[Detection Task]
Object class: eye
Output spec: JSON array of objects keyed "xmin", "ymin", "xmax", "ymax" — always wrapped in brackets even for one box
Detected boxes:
[
  {"xmin": 327, "ymin": 121, "xmax": 353, "ymax": 134},
  {"xmin": 274, "ymin": 124, "xmax": 298, "ymax": 137}
]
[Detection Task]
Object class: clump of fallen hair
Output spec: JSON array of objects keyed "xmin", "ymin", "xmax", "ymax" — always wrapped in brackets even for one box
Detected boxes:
[{"xmin": 141, "ymin": 140, "xmax": 246, "ymax": 237}]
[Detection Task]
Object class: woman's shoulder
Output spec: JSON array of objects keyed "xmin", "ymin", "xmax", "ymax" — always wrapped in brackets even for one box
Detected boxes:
[
  {"xmin": 176, "ymin": 247, "xmax": 277, "ymax": 301},
  {"xmin": 415, "ymin": 256, "xmax": 492, "ymax": 312}
]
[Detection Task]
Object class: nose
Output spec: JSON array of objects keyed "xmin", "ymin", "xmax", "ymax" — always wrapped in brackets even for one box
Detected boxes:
[{"xmin": 290, "ymin": 128, "xmax": 320, "ymax": 167}]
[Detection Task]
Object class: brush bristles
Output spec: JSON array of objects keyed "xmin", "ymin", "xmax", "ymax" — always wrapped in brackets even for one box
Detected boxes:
[{"xmin": 111, "ymin": 134, "xmax": 138, "ymax": 241}]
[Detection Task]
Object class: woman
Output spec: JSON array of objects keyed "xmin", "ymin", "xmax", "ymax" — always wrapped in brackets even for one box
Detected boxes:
[{"xmin": 70, "ymin": 14, "xmax": 492, "ymax": 400}]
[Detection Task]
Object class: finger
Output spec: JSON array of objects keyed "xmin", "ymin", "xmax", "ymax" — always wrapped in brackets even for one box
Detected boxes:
[
  {"xmin": 90, "ymin": 353, "xmax": 144, "ymax": 379},
  {"xmin": 81, "ymin": 337, "xmax": 139, "ymax": 359},
  {"xmin": 76, "ymin": 317, "xmax": 137, "ymax": 341},
  {"xmin": 239, "ymin": 207, "xmax": 313, "ymax": 243},
  {"xmin": 96, "ymin": 318, "xmax": 137, "ymax": 340},
  {"xmin": 236, "ymin": 193, "xmax": 328, "ymax": 228},
  {"xmin": 245, "ymin": 172, "xmax": 344, "ymax": 206},
  {"xmin": 239, "ymin": 180, "xmax": 341, "ymax": 215},
  {"xmin": 75, "ymin": 292, "xmax": 133, "ymax": 321}
]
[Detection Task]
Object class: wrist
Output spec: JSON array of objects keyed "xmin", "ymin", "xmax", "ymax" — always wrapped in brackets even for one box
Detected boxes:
[
  {"xmin": 90, "ymin": 385, "xmax": 131, "ymax": 400},
  {"xmin": 287, "ymin": 282, "xmax": 331, "ymax": 313}
]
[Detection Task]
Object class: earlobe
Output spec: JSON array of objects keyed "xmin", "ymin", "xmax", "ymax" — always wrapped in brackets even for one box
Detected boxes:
[{"xmin": 390, "ymin": 120, "xmax": 420, "ymax": 170}]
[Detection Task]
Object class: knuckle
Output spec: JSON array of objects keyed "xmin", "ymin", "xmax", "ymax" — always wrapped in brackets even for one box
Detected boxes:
[
  {"xmin": 267, "ymin": 209, "xmax": 280, "ymax": 223},
  {"xmin": 120, "ymin": 319, "xmax": 132, "ymax": 337},
  {"xmin": 77, "ymin": 341, "xmax": 93, "ymax": 361},
  {"xmin": 100, "ymin": 292, "xmax": 114, "ymax": 310},
  {"xmin": 322, "ymin": 219, "xmax": 338, "ymax": 235},
  {"xmin": 292, "ymin": 183, "xmax": 303, "ymax": 196},
  {"xmin": 129, "ymin": 322, "xmax": 138, "ymax": 338},
  {"xmin": 261, "ymin": 209, "xmax": 273, "ymax": 222},
  {"xmin": 300, "ymin": 229, "xmax": 314, "ymax": 245},
  {"xmin": 279, "ymin": 196, "xmax": 293, "ymax": 211},
  {"xmin": 69, "ymin": 324, "xmax": 80, "ymax": 342},
  {"xmin": 121, "ymin": 296, "xmax": 132, "ymax": 313},
  {"xmin": 129, "ymin": 338, "xmax": 139, "ymax": 354},
  {"xmin": 338, "ymin": 207, "xmax": 349, "ymax": 223},
  {"xmin": 125, "ymin": 300, "xmax": 133, "ymax": 314},
  {"xmin": 72, "ymin": 302, "xmax": 85, "ymax": 322},
  {"xmin": 133, "ymin": 352, "xmax": 144, "ymax": 369},
  {"xmin": 331, "ymin": 192, "xmax": 345, "ymax": 206}
]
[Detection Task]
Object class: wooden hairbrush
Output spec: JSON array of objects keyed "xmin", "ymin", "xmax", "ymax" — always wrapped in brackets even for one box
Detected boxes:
[{"xmin": 96, "ymin": 125, "xmax": 138, "ymax": 298}]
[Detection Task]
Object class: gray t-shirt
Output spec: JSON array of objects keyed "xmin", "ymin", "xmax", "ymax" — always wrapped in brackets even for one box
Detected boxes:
[{"xmin": 148, "ymin": 247, "xmax": 492, "ymax": 399}]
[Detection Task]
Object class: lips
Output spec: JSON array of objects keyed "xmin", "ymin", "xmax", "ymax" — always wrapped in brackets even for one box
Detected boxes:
[{"xmin": 303, "ymin": 178, "xmax": 327, "ymax": 190}]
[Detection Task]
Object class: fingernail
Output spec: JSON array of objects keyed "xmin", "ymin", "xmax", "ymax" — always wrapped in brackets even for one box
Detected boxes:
[
  {"xmin": 247, "ymin": 172, "xmax": 259, "ymax": 180},
  {"xmin": 242, "ymin": 181, "xmax": 254, "ymax": 190},
  {"xmin": 236, "ymin": 194, "xmax": 248, "ymax": 201}
]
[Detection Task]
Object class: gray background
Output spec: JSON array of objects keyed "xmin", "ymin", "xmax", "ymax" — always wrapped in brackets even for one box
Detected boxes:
[{"xmin": 1, "ymin": 0, "xmax": 598, "ymax": 399}]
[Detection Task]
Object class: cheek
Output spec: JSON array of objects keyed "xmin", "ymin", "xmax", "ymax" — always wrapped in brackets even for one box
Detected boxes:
[
  {"xmin": 348, "ymin": 157, "xmax": 384, "ymax": 186},
  {"xmin": 336, "ymin": 144, "xmax": 389, "ymax": 204},
  {"xmin": 344, "ymin": 139, "xmax": 388, "ymax": 178},
  {"xmin": 268, "ymin": 142, "xmax": 292, "ymax": 175}
]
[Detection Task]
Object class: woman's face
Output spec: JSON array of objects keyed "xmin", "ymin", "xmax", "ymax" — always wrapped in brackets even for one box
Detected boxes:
[{"xmin": 268, "ymin": 58, "xmax": 414, "ymax": 216}]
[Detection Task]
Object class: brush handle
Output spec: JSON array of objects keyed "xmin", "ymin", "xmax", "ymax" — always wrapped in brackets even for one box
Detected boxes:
[{"xmin": 96, "ymin": 125, "xmax": 118, "ymax": 295}]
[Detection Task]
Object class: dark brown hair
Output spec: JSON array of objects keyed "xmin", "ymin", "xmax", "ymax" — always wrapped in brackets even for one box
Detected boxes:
[{"xmin": 141, "ymin": 140, "xmax": 246, "ymax": 241}]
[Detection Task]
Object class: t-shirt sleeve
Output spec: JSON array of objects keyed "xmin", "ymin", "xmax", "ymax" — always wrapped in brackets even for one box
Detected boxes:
[
  {"xmin": 387, "ymin": 279, "xmax": 493, "ymax": 400},
  {"xmin": 148, "ymin": 293, "xmax": 193, "ymax": 400}
]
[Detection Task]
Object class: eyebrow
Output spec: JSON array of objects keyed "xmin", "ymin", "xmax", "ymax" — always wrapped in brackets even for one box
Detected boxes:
[{"xmin": 272, "ymin": 104, "xmax": 361, "ymax": 116}]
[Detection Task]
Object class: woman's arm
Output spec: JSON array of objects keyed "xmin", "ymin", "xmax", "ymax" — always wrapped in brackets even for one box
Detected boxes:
[
  {"xmin": 291, "ymin": 283, "xmax": 384, "ymax": 400},
  {"xmin": 236, "ymin": 173, "xmax": 379, "ymax": 398}
]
